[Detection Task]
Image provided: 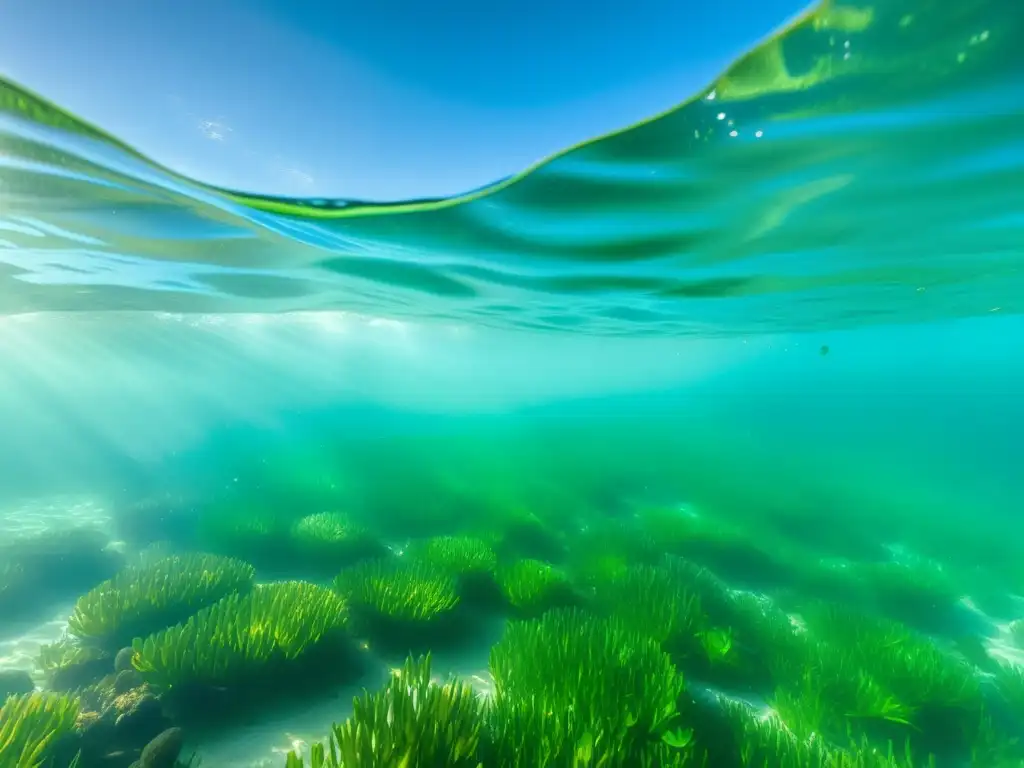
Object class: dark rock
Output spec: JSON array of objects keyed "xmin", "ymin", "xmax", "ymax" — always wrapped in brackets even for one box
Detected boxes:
[
  {"xmin": 76, "ymin": 713, "xmax": 119, "ymax": 764},
  {"xmin": 0, "ymin": 669, "xmax": 34, "ymax": 698},
  {"xmin": 114, "ymin": 669, "xmax": 142, "ymax": 695},
  {"xmin": 115, "ymin": 647, "xmax": 136, "ymax": 673},
  {"xmin": 114, "ymin": 693, "xmax": 164, "ymax": 745},
  {"xmin": 139, "ymin": 727, "xmax": 184, "ymax": 768}
]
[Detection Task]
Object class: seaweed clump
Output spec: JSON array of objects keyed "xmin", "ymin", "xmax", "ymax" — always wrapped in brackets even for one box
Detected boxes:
[
  {"xmin": 768, "ymin": 602, "xmax": 983, "ymax": 759},
  {"xmin": 284, "ymin": 654, "xmax": 483, "ymax": 767},
  {"xmin": 411, "ymin": 535, "xmax": 497, "ymax": 578},
  {"xmin": 495, "ymin": 558, "xmax": 576, "ymax": 615},
  {"xmin": 35, "ymin": 636, "xmax": 111, "ymax": 692},
  {"xmin": 719, "ymin": 698, "xmax": 925, "ymax": 768},
  {"xmin": 131, "ymin": 581, "xmax": 347, "ymax": 692},
  {"xmin": 334, "ymin": 559, "xmax": 461, "ymax": 648},
  {"xmin": 484, "ymin": 608, "xmax": 695, "ymax": 766},
  {"xmin": 0, "ymin": 692, "xmax": 80, "ymax": 768},
  {"xmin": 67, "ymin": 552, "xmax": 255, "ymax": 649},
  {"xmin": 289, "ymin": 512, "xmax": 385, "ymax": 569}
]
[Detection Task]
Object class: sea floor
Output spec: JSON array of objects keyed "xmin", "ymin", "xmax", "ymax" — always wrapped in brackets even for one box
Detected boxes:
[{"xmin": 2, "ymin": 485, "xmax": 1024, "ymax": 768}]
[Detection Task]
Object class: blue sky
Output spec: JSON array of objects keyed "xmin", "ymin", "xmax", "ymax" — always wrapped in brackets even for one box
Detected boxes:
[{"xmin": 0, "ymin": 0, "xmax": 806, "ymax": 200}]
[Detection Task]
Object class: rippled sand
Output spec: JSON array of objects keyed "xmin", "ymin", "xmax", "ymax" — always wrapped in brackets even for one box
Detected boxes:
[
  {"xmin": 0, "ymin": 601, "xmax": 74, "ymax": 683},
  {"xmin": 0, "ymin": 496, "xmax": 114, "ymax": 541}
]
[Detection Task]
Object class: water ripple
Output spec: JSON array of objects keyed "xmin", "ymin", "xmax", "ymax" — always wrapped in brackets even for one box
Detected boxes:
[{"xmin": 0, "ymin": 0, "xmax": 1021, "ymax": 335}]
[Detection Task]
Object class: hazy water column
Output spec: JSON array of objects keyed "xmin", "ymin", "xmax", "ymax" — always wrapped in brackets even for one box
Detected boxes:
[{"xmin": 0, "ymin": 311, "xmax": 1021, "ymax": 531}]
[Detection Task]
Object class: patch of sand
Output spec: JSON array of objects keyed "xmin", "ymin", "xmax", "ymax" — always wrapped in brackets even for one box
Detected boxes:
[{"xmin": 0, "ymin": 602, "xmax": 74, "ymax": 684}]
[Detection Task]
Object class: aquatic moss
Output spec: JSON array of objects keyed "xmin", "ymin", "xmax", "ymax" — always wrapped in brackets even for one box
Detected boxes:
[
  {"xmin": 67, "ymin": 552, "xmax": 255, "ymax": 648},
  {"xmin": 409, "ymin": 535, "xmax": 497, "ymax": 578},
  {"xmin": 0, "ymin": 692, "xmax": 80, "ymax": 768},
  {"xmin": 334, "ymin": 559, "xmax": 460, "ymax": 625},
  {"xmin": 496, "ymin": 558, "xmax": 575, "ymax": 613},
  {"xmin": 284, "ymin": 653, "xmax": 483, "ymax": 768},
  {"xmin": 486, "ymin": 608, "xmax": 687, "ymax": 764},
  {"xmin": 289, "ymin": 512, "xmax": 384, "ymax": 566},
  {"xmin": 131, "ymin": 581, "xmax": 346, "ymax": 690}
]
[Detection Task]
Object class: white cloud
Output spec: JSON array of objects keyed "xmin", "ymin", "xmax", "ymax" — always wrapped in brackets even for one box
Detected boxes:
[{"xmin": 197, "ymin": 118, "xmax": 232, "ymax": 142}]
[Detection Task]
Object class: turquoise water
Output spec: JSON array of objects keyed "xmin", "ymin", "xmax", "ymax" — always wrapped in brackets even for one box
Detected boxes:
[{"xmin": 1, "ymin": 0, "xmax": 1023, "ymax": 767}]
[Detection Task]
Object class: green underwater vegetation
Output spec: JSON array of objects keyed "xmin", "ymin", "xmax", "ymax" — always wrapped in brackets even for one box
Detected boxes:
[
  {"xmin": 284, "ymin": 654, "xmax": 483, "ymax": 768},
  {"xmin": 68, "ymin": 553, "xmax": 255, "ymax": 649},
  {"xmin": 495, "ymin": 558, "xmax": 575, "ymax": 614},
  {"xmin": 2, "ymin": 466, "xmax": 1024, "ymax": 768},
  {"xmin": 7, "ymin": 472, "xmax": 1023, "ymax": 768},
  {"xmin": 0, "ymin": 692, "xmax": 80, "ymax": 768},
  {"xmin": 197, "ymin": 506, "xmax": 291, "ymax": 565},
  {"xmin": 5, "ymin": 436, "xmax": 1024, "ymax": 767},
  {"xmin": 488, "ymin": 608, "xmax": 690, "ymax": 765},
  {"xmin": 288, "ymin": 512, "xmax": 386, "ymax": 568},
  {"xmin": 130, "ymin": 581, "xmax": 346, "ymax": 691},
  {"xmin": 408, "ymin": 535, "xmax": 498, "ymax": 579},
  {"xmin": 334, "ymin": 558, "xmax": 460, "ymax": 623}
]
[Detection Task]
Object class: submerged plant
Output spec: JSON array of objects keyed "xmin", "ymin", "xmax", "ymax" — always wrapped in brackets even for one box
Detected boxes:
[
  {"xmin": 565, "ymin": 521, "xmax": 659, "ymax": 587},
  {"xmin": 131, "ymin": 581, "xmax": 346, "ymax": 690},
  {"xmin": 35, "ymin": 636, "xmax": 109, "ymax": 689},
  {"xmin": 68, "ymin": 552, "xmax": 255, "ymax": 647},
  {"xmin": 720, "ymin": 698, "xmax": 926, "ymax": 768},
  {"xmin": 496, "ymin": 558, "xmax": 574, "ymax": 613},
  {"xmin": 770, "ymin": 656, "xmax": 916, "ymax": 747},
  {"xmin": 993, "ymin": 661, "xmax": 1024, "ymax": 717},
  {"xmin": 486, "ymin": 608, "xmax": 687, "ymax": 764},
  {"xmin": 198, "ymin": 508, "xmax": 287, "ymax": 561},
  {"xmin": 409, "ymin": 535, "xmax": 498, "ymax": 578},
  {"xmin": 334, "ymin": 559, "xmax": 460, "ymax": 625},
  {"xmin": 492, "ymin": 509, "xmax": 565, "ymax": 561},
  {"xmin": 594, "ymin": 562, "xmax": 707, "ymax": 656},
  {"xmin": 855, "ymin": 559, "xmax": 960, "ymax": 626},
  {"xmin": 765, "ymin": 600, "xmax": 985, "ymax": 756},
  {"xmin": 289, "ymin": 512, "xmax": 384, "ymax": 565},
  {"xmin": 633, "ymin": 506, "xmax": 789, "ymax": 584},
  {"xmin": 799, "ymin": 602, "xmax": 982, "ymax": 712},
  {"xmin": 284, "ymin": 654, "xmax": 483, "ymax": 768},
  {"xmin": 0, "ymin": 692, "xmax": 80, "ymax": 768}
]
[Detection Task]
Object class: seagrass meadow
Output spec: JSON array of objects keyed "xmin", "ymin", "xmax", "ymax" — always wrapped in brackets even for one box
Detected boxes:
[{"xmin": 1, "ymin": 411, "xmax": 1024, "ymax": 768}]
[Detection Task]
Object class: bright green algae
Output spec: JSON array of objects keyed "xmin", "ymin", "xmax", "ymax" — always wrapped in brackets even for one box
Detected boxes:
[{"xmin": 6, "ymin": 458, "xmax": 1024, "ymax": 768}]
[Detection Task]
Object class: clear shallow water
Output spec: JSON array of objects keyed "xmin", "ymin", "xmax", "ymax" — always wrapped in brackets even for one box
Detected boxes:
[
  {"xmin": 1, "ymin": 0, "xmax": 1021, "ymax": 333},
  {"xmin": 1, "ymin": 1, "xmax": 1024, "ymax": 767}
]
